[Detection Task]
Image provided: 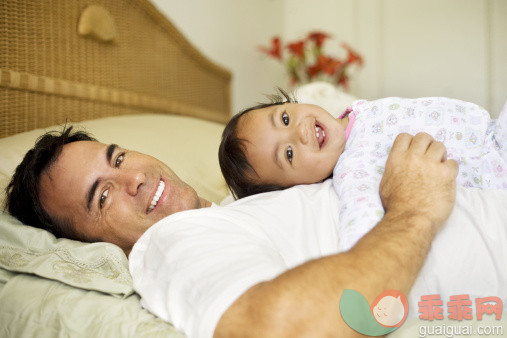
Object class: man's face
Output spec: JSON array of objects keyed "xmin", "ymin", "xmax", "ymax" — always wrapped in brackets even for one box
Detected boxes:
[{"xmin": 39, "ymin": 141, "xmax": 201, "ymax": 254}]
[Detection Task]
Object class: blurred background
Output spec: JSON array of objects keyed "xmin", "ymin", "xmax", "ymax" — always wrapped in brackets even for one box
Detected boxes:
[{"xmin": 151, "ymin": 0, "xmax": 507, "ymax": 118}]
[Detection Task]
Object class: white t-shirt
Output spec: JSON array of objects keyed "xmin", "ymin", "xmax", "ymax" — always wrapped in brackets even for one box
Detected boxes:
[
  {"xmin": 129, "ymin": 180, "xmax": 340, "ymax": 338},
  {"xmin": 129, "ymin": 181, "xmax": 507, "ymax": 338}
]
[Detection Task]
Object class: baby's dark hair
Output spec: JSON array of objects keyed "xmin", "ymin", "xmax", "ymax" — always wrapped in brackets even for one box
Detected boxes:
[{"xmin": 219, "ymin": 88, "xmax": 297, "ymax": 199}]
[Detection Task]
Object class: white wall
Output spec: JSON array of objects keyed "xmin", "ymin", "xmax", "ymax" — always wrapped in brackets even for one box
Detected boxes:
[
  {"xmin": 150, "ymin": 0, "xmax": 286, "ymax": 114},
  {"xmin": 283, "ymin": 0, "xmax": 507, "ymax": 117},
  {"xmin": 151, "ymin": 0, "xmax": 506, "ymax": 117},
  {"xmin": 490, "ymin": 0, "xmax": 507, "ymax": 117}
]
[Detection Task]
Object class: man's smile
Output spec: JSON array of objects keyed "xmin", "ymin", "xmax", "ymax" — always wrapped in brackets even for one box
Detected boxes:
[{"xmin": 147, "ymin": 179, "xmax": 165, "ymax": 214}]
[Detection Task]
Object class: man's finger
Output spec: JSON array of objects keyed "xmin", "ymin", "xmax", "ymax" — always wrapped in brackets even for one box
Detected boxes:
[
  {"xmin": 390, "ymin": 133, "xmax": 413, "ymax": 154},
  {"xmin": 445, "ymin": 159, "xmax": 459, "ymax": 178},
  {"xmin": 410, "ymin": 133, "xmax": 435, "ymax": 154},
  {"xmin": 426, "ymin": 141, "xmax": 447, "ymax": 162}
]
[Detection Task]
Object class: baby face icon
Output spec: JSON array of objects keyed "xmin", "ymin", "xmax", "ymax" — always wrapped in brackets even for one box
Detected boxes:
[
  {"xmin": 340, "ymin": 289, "xmax": 407, "ymax": 335},
  {"xmin": 371, "ymin": 290, "xmax": 408, "ymax": 327}
]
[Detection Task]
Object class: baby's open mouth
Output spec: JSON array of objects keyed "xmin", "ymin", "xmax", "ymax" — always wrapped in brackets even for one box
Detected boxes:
[{"xmin": 315, "ymin": 123, "xmax": 326, "ymax": 149}]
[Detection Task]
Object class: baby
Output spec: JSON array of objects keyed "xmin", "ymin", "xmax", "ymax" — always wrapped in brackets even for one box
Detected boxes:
[{"xmin": 219, "ymin": 90, "xmax": 507, "ymax": 251}]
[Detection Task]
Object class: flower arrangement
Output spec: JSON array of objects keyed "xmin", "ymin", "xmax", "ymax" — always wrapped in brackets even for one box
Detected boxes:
[{"xmin": 259, "ymin": 31, "xmax": 363, "ymax": 89}]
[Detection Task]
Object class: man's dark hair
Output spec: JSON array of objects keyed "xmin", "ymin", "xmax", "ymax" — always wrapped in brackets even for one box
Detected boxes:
[
  {"xmin": 219, "ymin": 88, "xmax": 297, "ymax": 199},
  {"xmin": 5, "ymin": 125, "xmax": 97, "ymax": 240}
]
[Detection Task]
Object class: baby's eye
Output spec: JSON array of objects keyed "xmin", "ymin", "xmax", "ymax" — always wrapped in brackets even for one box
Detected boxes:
[
  {"xmin": 99, "ymin": 189, "xmax": 109, "ymax": 208},
  {"xmin": 115, "ymin": 153, "xmax": 125, "ymax": 168},
  {"xmin": 286, "ymin": 146, "xmax": 293, "ymax": 163},
  {"xmin": 282, "ymin": 112, "xmax": 289, "ymax": 126}
]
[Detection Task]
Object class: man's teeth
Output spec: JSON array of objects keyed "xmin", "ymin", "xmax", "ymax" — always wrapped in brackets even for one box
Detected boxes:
[{"xmin": 147, "ymin": 180, "xmax": 165, "ymax": 213}]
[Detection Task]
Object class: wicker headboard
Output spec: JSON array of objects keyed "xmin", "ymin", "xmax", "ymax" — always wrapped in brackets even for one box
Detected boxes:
[{"xmin": 0, "ymin": 0, "xmax": 231, "ymax": 138}]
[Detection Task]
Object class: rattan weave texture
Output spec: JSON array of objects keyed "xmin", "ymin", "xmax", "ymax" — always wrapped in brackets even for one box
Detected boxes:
[{"xmin": 0, "ymin": 0, "xmax": 231, "ymax": 138}]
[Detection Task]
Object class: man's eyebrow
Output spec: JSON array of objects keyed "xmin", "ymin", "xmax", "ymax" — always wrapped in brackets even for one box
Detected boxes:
[
  {"xmin": 106, "ymin": 144, "xmax": 118, "ymax": 164},
  {"xmin": 87, "ymin": 180, "xmax": 100, "ymax": 211},
  {"xmin": 86, "ymin": 144, "xmax": 118, "ymax": 211}
]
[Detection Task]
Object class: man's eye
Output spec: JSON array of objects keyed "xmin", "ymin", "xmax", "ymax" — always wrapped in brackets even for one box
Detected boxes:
[
  {"xmin": 99, "ymin": 189, "xmax": 109, "ymax": 208},
  {"xmin": 115, "ymin": 153, "xmax": 125, "ymax": 168},
  {"xmin": 286, "ymin": 146, "xmax": 293, "ymax": 163},
  {"xmin": 282, "ymin": 112, "xmax": 289, "ymax": 126}
]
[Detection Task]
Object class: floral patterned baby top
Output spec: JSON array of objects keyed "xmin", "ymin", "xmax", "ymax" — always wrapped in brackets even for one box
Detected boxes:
[{"xmin": 333, "ymin": 97, "xmax": 507, "ymax": 251}]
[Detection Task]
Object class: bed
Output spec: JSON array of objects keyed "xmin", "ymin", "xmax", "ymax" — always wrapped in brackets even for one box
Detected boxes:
[
  {"xmin": 3, "ymin": 1, "xmax": 505, "ymax": 337},
  {"xmin": 0, "ymin": 1, "xmax": 363, "ymax": 335},
  {"xmin": 0, "ymin": 0, "xmax": 231, "ymax": 336}
]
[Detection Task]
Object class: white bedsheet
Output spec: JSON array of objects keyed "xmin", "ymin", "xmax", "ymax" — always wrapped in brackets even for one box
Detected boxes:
[
  {"xmin": 409, "ymin": 187, "xmax": 507, "ymax": 315},
  {"xmin": 130, "ymin": 183, "xmax": 507, "ymax": 337}
]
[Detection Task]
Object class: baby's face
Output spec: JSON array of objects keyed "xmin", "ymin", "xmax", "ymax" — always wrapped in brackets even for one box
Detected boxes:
[{"xmin": 237, "ymin": 103, "xmax": 348, "ymax": 187}]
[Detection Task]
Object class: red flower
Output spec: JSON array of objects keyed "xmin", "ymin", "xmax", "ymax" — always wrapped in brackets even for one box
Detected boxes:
[
  {"xmin": 289, "ymin": 75, "xmax": 300, "ymax": 86},
  {"xmin": 287, "ymin": 40, "xmax": 305, "ymax": 58},
  {"xmin": 306, "ymin": 56, "xmax": 343, "ymax": 79},
  {"xmin": 341, "ymin": 43, "xmax": 363, "ymax": 66},
  {"xmin": 259, "ymin": 37, "xmax": 282, "ymax": 60},
  {"xmin": 258, "ymin": 32, "xmax": 363, "ymax": 88},
  {"xmin": 317, "ymin": 55, "xmax": 343, "ymax": 75},
  {"xmin": 306, "ymin": 64, "xmax": 321, "ymax": 79},
  {"xmin": 307, "ymin": 32, "xmax": 330, "ymax": 48},
  {"xmin": 338, "ymin": 73, "xmax": 350, "ymax": 90}
]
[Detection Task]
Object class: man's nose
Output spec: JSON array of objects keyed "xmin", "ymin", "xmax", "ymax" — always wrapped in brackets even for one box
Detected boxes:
[{"xmin": 117, "ymin": 169, "xmax": 146, "ymax": 196}]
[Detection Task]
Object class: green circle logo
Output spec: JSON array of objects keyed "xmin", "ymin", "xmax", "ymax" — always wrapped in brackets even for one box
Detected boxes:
[{"xmin": 340, "ymin": 289, "xmax": 408, "ymax": 336}]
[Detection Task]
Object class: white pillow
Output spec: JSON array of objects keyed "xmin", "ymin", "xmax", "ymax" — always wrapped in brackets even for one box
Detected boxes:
[
  {"xmin": 294, "ymin": 81, "xmax": 357, "ymax": 118},
  {"xmin": 0, "ymin": 211, "xmax": 132, "ymax": 295}
]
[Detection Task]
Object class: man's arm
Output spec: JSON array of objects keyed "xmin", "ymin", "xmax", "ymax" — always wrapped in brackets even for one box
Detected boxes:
[{"xmin": 215, "ymin": 133, "xmax": 458, "ymax": 338}]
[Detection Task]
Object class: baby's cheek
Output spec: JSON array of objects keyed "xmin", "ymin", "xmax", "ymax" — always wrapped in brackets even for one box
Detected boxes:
[{"xmin": 320, "ymin": 156, "xmax": 337, "ymax": 177}]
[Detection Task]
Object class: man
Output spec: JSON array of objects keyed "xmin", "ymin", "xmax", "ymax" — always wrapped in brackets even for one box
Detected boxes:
[
  {"xmin": 6, "ymin": 126, "xmax": 211, "ymax": 255},
  {"xmin": 5, "ymin": 126, "xmax": 475, "ymax": 337}
]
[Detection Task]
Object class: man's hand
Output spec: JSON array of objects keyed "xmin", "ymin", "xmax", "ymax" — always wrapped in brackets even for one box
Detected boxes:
[
  {"xmin": 380, "ymin": 132, "xmax": 459, "ymax": 228},
  {"xmin": 217, "ymin": 133, "xmax": 460, "ymax": 338}
]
